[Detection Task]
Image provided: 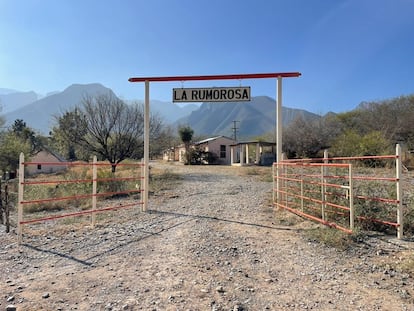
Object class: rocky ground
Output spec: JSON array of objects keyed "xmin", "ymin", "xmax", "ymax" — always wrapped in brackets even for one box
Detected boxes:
[{"xmin": 1, "ymin": 162, "xmax": 414, "ymax": 311}]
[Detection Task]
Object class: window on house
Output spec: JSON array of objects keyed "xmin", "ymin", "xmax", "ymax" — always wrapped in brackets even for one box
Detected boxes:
[
  {"xmin": 37, "ymin": 164, "xmax": 42, "ymax": 170},
  {"xmin": 220, "ymin": 145, "xmax": 226, "ymax": 158}
]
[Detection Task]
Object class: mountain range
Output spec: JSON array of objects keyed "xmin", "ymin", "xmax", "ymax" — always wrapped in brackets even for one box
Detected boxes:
[
  {"xmin": 178, "ymin": 96, "xmax": 319, "ymax": 138},
  {"xmin": 1, "ymin": 84, "xmax": 199, "ymax": 134},
  {"xmin": 0, "ymin": 83, "xmax": 320, "ymax": 138},
  {"xmin": 0, "ymin": 90, "xmax": 39, "ymax": 114},
  {"xmin": 2, "ymin": 84, "xmax": 117, "ymax": 133}
]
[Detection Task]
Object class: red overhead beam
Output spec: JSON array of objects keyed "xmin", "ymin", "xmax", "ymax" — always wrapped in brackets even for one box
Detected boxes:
[{"xmin": 128, "ymin": 72, "xmax": 301, "ymax": 83}]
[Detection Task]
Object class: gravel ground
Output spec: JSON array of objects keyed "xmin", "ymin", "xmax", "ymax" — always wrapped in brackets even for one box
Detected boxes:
[{"xmin": 1, "ymin": 162, "xmax": 414, "ymax": 311}]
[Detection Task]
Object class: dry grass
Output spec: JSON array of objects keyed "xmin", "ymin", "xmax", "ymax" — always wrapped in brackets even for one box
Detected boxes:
[
  {"xmin": 397, "ymin": 251, "xmax": 414, "ymax": 276},
  {"xmin": 22, "ymin": 160, "xmax": 143, "ymax": 214},
  {"xmin": 272, "ymin": 207, "xmax": 305, "ymax": 226},
  {"xmin": 149, "ymin": 167, "xmax": 183, "ymax": 192},
  {"xmin": 304, "ymin": 226, "xmax": 359, "ymax": 251},
  {"xmin": 238, "ymin": 166, "xmax": 273, "ymax": 182}
]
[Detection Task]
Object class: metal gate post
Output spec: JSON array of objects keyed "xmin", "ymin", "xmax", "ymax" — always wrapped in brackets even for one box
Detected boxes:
[
  {"xmin": 322, "ymin": 150, "xmax": 328, "ymax": 221},
  {"xmin": 92, "ymin": 155, "xmax": 97, "ymax": 227},
  {"xmin": 300, "ymin": 165, "xmax": 304, "ymax": 211},
  {"xmin": 396, "ymin": 144, "xmax": 403, "ymax": 239},
  {"xmin": 272, "ymin": 163, "xmax": 275, "ymax": 204},
  {"xmin": 276, "ymin": 77, "xmax": 282, "ymax": 204},
  {"xmin": 140, "ymin": 158, "xmax": 145, "ymax": 206},
  {"xmin": 321, "ymin": 165, "xmax": 326, "ymax": 221},
  {"xmin": 17, "ymin": 153, "xmax": 25, "ymax": 244},
  {"xmin": 143, "ymin": 80, "xmax": 150, "ymax": 212},
  {"xmin": 349, "ymin": 164, "xmax": 354, "ymax": 231}
]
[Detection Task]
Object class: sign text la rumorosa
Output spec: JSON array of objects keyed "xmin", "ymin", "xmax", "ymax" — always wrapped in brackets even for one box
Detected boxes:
[{"xmin": 173, "ymin": 87, "xmax": 251, "ymax": 103}]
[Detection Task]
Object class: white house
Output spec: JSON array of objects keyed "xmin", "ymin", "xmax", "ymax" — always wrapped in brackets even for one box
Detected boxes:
[
  {"xmin": 164, "ymin": 136, "xmax": 236, "ymax": 165},
  {"xmin": 193, "ymin": 136, "xmax": 236, "ymax": 165},
  {"xmin": 25, "ymin": 148, "xmax": 67, "ymax": 176}
]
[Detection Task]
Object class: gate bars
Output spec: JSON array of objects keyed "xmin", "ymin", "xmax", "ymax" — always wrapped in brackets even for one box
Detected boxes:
[
  {"xmin": 17, "ymin": 153, "xmax": 144, "ymax": 244},
  {"xmin": 275, "ymin": 162, "xmax": 354, "ymax": 234},
  {"xmin": 273, "ymin": 144, "xmax": 404, "ymax": 239}
]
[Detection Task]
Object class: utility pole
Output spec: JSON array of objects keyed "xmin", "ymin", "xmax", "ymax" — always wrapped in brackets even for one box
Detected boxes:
[{"xmin": 231, "ymin": 120, "xmax": 239, "ymax": 142}]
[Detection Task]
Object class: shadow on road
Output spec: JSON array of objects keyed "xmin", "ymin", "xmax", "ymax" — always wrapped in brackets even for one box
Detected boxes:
[
  {"xmin": 148, "ymin": 209, "xmax": 298, "ymax": 232},
  {"xmin": 19, "ymin": 206, "xmax": 299, "ymax": 267}
]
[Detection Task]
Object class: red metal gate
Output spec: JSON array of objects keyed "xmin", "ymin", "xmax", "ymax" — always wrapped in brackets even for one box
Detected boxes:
[{"xmin": 273, "ymin": 145, "xmax": 403, "ymax": 238}]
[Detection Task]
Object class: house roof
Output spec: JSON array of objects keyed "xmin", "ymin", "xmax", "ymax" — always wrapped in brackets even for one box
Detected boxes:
[
  {"xmin": 230, "ymin": 141, "xmax": 276, "ymax": 147},
  {"xmin": 194, "ymin": 136, "xmax": 235, "ymax": 145},
  {"xmin": 33, "ymin": 147, "xmax": 67, "ymax": 162}
]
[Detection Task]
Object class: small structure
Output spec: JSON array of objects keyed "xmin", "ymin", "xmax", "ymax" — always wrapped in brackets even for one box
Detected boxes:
[
  {"xmin": 230, "ymin": 141, "xmax": 276, "ymax": 166},
  {"xmin": 25, "ymin": 148, "xmax": 67, "ymax": 176},
  {"xmin": 162, "ymin": 147, "xmax": 178, "ymax": 162},
  {"xmin": 194, "ymin": 136, "xmax": 236, "ymax": 165},
  {"xmin": 162, "ymin": 144, "xmax": 186, "ymax": 163},
  {"xmin": 164, "ymin": 136, "xmax": 236, "ymax": 165}
]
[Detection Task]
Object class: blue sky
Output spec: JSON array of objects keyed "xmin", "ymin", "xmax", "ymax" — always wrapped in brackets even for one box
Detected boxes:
[{"xmin": 1, "ymin": 0, "xmax": 413, "ymax": 113}]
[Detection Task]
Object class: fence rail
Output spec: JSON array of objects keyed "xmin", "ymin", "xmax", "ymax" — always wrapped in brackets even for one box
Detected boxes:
[
  {"xmin": 17, "ymin": 153, "xmax": 144, "ymax": 244},
  {"xmin": 273, "ymin": 144, "xmax": 404, "ymax": 238}
]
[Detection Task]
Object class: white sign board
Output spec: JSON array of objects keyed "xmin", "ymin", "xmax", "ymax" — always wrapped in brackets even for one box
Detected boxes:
[{"xmin": 173, "ymin": 87, "xmax": 251, "ymax": 103}]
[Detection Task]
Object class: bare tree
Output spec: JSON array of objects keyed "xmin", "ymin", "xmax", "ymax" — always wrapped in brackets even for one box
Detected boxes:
[
  {"xmin": 54, "ymin": 93, "xmax": 164, "ymax": 172},
  {"xmin": 283, "ymin": 115, "xmax": 332, "ymax": 158}
]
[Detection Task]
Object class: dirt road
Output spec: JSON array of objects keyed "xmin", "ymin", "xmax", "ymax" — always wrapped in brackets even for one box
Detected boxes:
[{"xmin": 1, "ymin": 163, "xmax": 413, "ymax": 310}]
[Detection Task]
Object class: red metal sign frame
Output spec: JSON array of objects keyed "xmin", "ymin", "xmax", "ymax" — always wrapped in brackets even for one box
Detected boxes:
[{"xmin": 128, "ymin": 72, "xmax": 301, "ymax": 83}]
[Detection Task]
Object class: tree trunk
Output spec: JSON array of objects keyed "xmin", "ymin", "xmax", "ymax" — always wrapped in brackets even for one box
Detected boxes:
[{"xmin": 184, "ymin": 142, "xmax": 191, "ymax": 165}]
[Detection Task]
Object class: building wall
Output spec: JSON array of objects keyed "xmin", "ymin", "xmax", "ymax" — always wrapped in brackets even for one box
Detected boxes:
[
  {"xmin": 171, "ymin": 137, "xmax": 235, "ymax": 165},
  {"xmin": 177, "ymin": 146, "xmax": 187, "ymax": 163},
  {"xmin": 26, "ymin": 151, "xmax": 67, "ymax": 176},
  {"xmin": 198, "ymin": 137, "xmax": 235, "ymax": 165},
  {"xmin": 163, "ymin": 149, "xmax": 175, "ymax": 161}
]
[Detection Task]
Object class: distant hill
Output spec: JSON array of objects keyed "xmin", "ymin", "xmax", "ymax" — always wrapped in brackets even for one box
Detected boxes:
[
  {"xmin": 0, "ymin": 91, "xmax": 39, "ymax": 113},
  {"xmin": 3, "ymin": 83, "xmax": 198, "ymax": 134},
  {"xmin": 128, "ymin": 99, "xmax": 199, "ymax": 124},
  {"xmin": 152, "ymin": 100, "xmax": 199, "ymax": 123},
  {"xmin": 0, "ymin": 88, "xmax": 19, "ymax": 95},
  {"xmin": 4, "ymin": 83, "xmax": 115, "ymax": 133},
  {"xmin": 177, "ymin": 96, "xmax": 320, "ymax": 139},
  {"xmin": 1, "ymin": 85, "xmax": 320, "ymax": 138}
]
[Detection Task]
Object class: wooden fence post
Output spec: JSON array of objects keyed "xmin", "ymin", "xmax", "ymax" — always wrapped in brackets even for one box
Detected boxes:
[
  {"xmin": 17, "ymin": 153, "xmax": 25, "ymax": 244},
  {"xmin": 0, "ymin": 179, "xmax": 3, "ymax": 226},
  {"xmin": 92, "ymin": 155, "xmax": 97, "ymax": 227}
]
